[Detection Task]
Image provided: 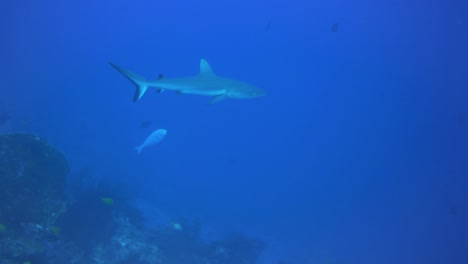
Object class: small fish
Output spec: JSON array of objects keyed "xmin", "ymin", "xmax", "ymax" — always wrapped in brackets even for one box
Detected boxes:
[
  {"xmin": 135, "ymin": 128, "xmax": 167, "ymax": 154},
  {"xmin": 49, "ymin": 226, "xmax": 61, "ymax": 234},
  {"xmin": 101, "ymin": 197, "xmax": 114, "ymax": 205},
  {"xmin": 265, "ymin": 21, "xmax": 271, "ymax": 32},
  {"xmin": 140, "ymin": 120, "xmax": 152, "ymax": 129},
  {"xmin": 330, "ymin": 22, "xmax": 340, "ymax": 32},
  {"xmin": 170, "ymin": 222, "xmax": 182, "ymax": 230}
]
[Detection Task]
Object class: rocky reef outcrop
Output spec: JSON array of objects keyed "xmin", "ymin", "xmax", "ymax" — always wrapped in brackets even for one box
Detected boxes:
[
  {"xmin": 0, "ymin": 133, "xmax": 69, "ymax": 263},
  {"xmin": 0, "ymin": 133, "xmax": 265, "ymax": 264}
]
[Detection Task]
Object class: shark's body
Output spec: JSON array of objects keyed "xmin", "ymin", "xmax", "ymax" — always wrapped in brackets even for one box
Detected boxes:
[{"xmin": 109, "ymin": 59, "xmax": 266, "ymax": 103}]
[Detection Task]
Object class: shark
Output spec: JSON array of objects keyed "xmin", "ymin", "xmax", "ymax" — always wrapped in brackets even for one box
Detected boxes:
[{"xmin": 109, "ymin": 59, "xmax": 266, "ymax": 103}]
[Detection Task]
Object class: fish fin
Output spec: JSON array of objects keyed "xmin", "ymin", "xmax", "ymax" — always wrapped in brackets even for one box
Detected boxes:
[
  {"xmin": 155, "ymin": 75, "xmax": 165, "ymax": 92},
  {"xmin": 109, "ymin": 62, "xmax": 149, "ymax": 102},
  {"xmin": 134, "ymin": 145, "xmax": 143, "ymax": 154},
  {"xmin": 199, "ymin": 59, "xmax": 216, "ymax": 76},
  {"xmin": 209, "ymin": 95, "xmax": 227, "ymax": 104}
]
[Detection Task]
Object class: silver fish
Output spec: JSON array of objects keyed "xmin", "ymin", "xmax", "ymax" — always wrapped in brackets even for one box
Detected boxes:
[{"xmin": 135, "ymin": 128, "xmax": 167, "ymax": 154}]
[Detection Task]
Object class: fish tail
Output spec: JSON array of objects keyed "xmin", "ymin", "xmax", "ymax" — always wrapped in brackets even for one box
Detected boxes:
[
  {"xmin": 134, "ymin": 145, "xmax": 143, "ymax": 154},
  {"xmin": 109, "ymin": 62, "xmax": 149, "ymax": 102}
]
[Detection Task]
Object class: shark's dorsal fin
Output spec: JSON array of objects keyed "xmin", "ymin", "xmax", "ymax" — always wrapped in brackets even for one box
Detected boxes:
[{"xmin": 199, "ymin": 59, "xmax": 216, "ymax": 76}]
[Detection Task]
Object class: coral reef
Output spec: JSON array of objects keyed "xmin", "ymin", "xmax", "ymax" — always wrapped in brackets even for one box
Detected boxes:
[
  {"xmin": 0, "ymin": 133, "xmax": 69, "ymax": 263},
  {"xmin": 0, "ymin": 134, "xmax": 68, "ymax": 226},
  {"xmin": 0, "ymin": 133, "xmax": 265, "ymax": 264}
]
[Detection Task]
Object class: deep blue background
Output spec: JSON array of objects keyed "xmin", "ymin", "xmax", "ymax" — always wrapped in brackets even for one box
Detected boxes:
[{"xmin": 1, "ymin": 0, "xmax": 467, "ymax": 263}]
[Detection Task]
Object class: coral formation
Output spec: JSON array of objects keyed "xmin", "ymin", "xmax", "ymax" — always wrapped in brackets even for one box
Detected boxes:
[
  {"xmin": 0, "ymin": 133, "xmax": 264, "ymax": 263},
  {"xmin": 0, "ymin": 134, "xmax": 68, "ymax": 263}
]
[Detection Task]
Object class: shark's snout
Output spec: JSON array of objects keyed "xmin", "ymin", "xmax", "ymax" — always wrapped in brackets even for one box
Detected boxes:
[{"xmin": 245, "ymin": 87, "xmax": 267, "ymax": 98}]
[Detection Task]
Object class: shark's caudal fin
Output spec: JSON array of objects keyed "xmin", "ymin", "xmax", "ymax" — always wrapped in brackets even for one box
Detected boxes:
[{"xmin": 109, "ymin": 62, "xmax": 149, "ymax": 102}]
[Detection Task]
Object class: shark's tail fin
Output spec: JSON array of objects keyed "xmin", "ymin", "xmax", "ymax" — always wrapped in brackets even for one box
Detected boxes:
[{"xmin": 109, "ymin": 62, "xmax": 149, "ymax": 102}]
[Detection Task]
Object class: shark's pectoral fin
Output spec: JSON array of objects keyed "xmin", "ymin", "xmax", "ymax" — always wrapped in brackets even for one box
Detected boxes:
[{"xmin": 209, "ymin": 94, "xmax": 227, "ymax": 104}]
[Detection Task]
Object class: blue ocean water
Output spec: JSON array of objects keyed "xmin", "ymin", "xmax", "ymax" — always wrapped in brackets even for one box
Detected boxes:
[{"xmin": 0, "ymin": 0, "xmax": 467, "ymax": 263}]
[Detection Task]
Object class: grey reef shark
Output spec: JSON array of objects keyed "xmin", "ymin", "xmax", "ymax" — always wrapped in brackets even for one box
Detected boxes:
[{"xmin": 109, "ymin": 59, "xmax": 266, "ymax": 104}]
